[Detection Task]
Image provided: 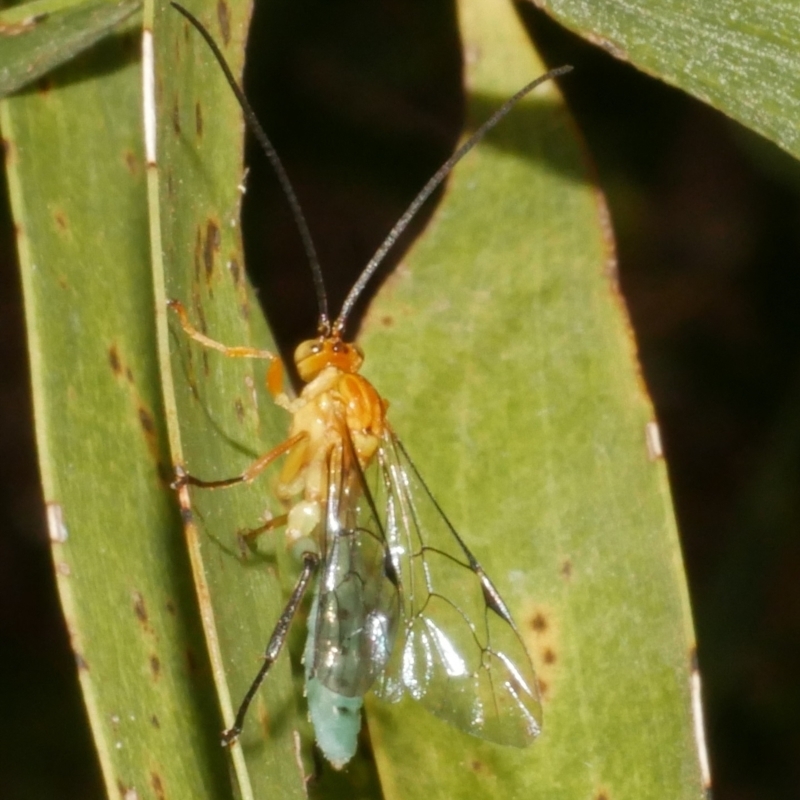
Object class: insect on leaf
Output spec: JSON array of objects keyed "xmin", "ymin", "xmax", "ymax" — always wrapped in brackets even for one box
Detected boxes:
[{"xmin": 359, "ymin": 0, "xmax": 706, "ymax": 798}]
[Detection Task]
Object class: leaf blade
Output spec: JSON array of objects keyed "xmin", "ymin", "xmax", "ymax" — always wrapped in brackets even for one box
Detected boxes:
[
  {"xmin": 0, "ymin": 0, "xmax": 141, "ymax": 98},
  {"xmin": 359, "ymin": 0, "xmax": 704, "ymax": 796},
  {"xmin": 147, "ymin": 0, "xmax": 309, "ymax": 796},
  {"xmin": 1, "ymin": 18, "xmax": 232, "ymax": 800},
  {"xmin": 537, "ymin": 0, "xmax": 800, "ymax": 160}
]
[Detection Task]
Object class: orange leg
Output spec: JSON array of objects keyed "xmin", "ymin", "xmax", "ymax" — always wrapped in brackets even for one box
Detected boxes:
[
  {"xmin": 168, "ymin": 298, "xmax": 287, "ymax": 399},
  {"xmin": 168, "ymin": 299, "xmax": 276, "ymax": 360},
  {"xmin": 234, "ymin": 513, "xmax": 290, "ymax": 558},
  {"xmin": 240, "ymin": 513, "xmax": 288, "ymax": 541},
  {"xmin": 173, "ymin": 432, "xmax": 307, "ymax": 491},
  {"xmin": 234, "ymin": 512, "xmax": 290, "ymax": 558}
]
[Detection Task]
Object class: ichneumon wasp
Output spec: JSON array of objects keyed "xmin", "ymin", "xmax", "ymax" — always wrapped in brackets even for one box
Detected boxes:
[{"xmin": 169, "ymin": 1, "xmax": 570, "ymax": 768}]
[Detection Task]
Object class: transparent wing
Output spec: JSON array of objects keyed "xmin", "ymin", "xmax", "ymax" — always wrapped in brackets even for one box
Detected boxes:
[
  {"xmin": 310, "ymin": 438, "xmax": 401, "ymax": 698},
  {"xmin": 371, "ymin": 429, "xmax": 542, "ymax": 747}
]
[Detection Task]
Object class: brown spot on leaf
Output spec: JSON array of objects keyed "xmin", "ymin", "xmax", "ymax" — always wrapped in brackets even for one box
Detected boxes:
[
  {"xmin": 537, "ymin": 678, "xmax": 548, "ymax": 698},
  {"xmin": 229, "ymin": 256, "xmax": 241, "ymax": 285},
  {"xmin": 217, "ymin": 0, "xmax": 230, "ymax": 44},
  {"xmin": 108, "ymin": 345, "xmax": 122, "ymax": 375},
  {"xmin": 542, "ymin": 648, "xmax": 556, "ymax": 665},
  {"xmin": 193, "ymin": 226, "xmax": 203, "ymax": 280},
  {"xmin": 150, "ymin": 714, "xmax": 160, "ymax": 728},
  {"xmin": 203, "ymin": 219, "xmax": 220, "ymax": 280},
  {"xmin": 561, "ymin": 559, "xmax": 572, "ymax": 579},
  {"xmin": 381, "ymin": 315, "xmax": 394, "ymax": 327},
  {"xmin": 596, "ymin": 793, "xmax": 609, "ymax": 800},
  {"xmin": 137, "ymin": 403, "xmax": 161, "ymax": 461},
  {"xmin": 123, "ymin": 149, "xmax": 138, "ymax": 175},
  {"xmin": 195, "ymin": 101, "xmax": 203, "ymax": 137},
  {"xmin": 138, "ymin": 406, "xmax": 155, "ymax": 435},
  {"xmin": 150, "ymin": 654, "xmax": 161, "ymax": 679},
  {"xmin": 172, "ymin": 97, "xmax": 181, "ymax": 134},
  {"xmin": 234, "ymin": 398, "xmax": 245, "ymax": 422},
  {"xmin": 133, "ymin": 591, "xmax": 148, "ymax": 624},
  {"xmin": 530, "ymin": 613, "xmax": 548, "ymax": 633},
  {"xmin": 138, "ymin": 405, "xmax": 157, "ymax": 447},
  {"xmin": 151, "ymin": 772, "xmax": 166, "ymax": 800},
  {"xmin": 165, "ymin": 600, "xmax": 176, "ymax": 616},
  {"xmin": 53, "ymin": 209, "xmax": 67, "ymax": 231},
  {"xmin": 126, "ymin": 367, "xmax": 134, "ymax": 383}
]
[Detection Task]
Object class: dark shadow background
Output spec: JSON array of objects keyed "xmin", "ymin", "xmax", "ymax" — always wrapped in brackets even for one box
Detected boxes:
[{"xmin": 1, "ymin": 1, "xmax": 799, "ymax": 798}]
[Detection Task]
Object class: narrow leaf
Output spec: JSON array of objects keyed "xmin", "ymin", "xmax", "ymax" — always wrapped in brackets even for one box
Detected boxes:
[
  {"xmin": 536, "ymin": 0, "xmax": 800, "ymax": 161},
  {"xmin": 358, "ymin": 0, "xmax": 706, "ymax": 797},
  {"xmin": 0, "ymin": 0, "xmax": 141, "ymax": 98},
  {"xmin": 1, "ymin": 15, "xmax": 231, "ymax": 800},
  {"xmin": 147, "ymin": 0, "xmax": 308, "ymax": 796}
]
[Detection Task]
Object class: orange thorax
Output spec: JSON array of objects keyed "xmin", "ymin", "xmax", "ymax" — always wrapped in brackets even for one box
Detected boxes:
[{"xmin": 276, "ymin": 335, "xmax": 387, "ymax": 504}]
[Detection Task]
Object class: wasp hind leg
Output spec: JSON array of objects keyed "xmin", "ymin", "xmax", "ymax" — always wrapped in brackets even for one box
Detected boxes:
[
  {"xmin": 222, "ymin": 551, "xmax": 319, "ymax": 745},
  {"xmin": 233, "ymin": 512, "xmax": 290, "ymax": 560}
]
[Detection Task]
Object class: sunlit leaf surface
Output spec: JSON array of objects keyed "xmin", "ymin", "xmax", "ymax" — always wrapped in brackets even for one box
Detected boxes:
[{"xmin": 537, "ymin": 0, "xmax": 800, "ymax": 160}]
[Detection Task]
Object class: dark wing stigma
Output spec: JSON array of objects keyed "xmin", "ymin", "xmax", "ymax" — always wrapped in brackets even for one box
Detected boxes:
[{"xmin": 372, "ymin": 431, "xmax": 542, "ymax": 747}]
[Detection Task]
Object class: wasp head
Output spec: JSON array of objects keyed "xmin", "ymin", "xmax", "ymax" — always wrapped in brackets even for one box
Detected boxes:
[{"xmin": 294, "ymin": 336, "xmax": 365, "ymax": 383}]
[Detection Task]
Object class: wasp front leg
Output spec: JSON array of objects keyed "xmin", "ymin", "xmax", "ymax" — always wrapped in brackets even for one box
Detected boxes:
[
  {"xmin": 167, "ymin": 299, "xmax": 285, "ymax": 399},
  {"xmin": 168, "ymin": 297, "xmax": 304, "ymax": 489}
]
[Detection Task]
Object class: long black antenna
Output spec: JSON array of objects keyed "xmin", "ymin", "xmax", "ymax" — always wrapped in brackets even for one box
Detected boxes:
[
  {"xmin": 334, "ymin": 64, "xmax": 573, "ymax": 333},
  {"xmin": 171, "ymin": 2, "xmax": 331, "ymax": 331}
]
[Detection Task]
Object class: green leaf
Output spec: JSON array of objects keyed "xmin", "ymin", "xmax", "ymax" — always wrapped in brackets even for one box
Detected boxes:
[
  {"xmin": 147, "ymin": 0, "xmax": 307, "ymax": 797},
  {"xmin": 3, "ymin": 0, "xmax": 706, "ymax": 794},
  {"xmin": 0, "ymin": 13, "xmax": 231, "ymax": 800},
  {"xmin": 536, "ymin": 0, "xmax": 800, "ymax": 161},
  {"xmin": 358, "ymin": 0, "xmax": 704, "ymax": 797},
  {"xmin": 0, "ymin": 0, "xmax": 141, "ymax": 98}
]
